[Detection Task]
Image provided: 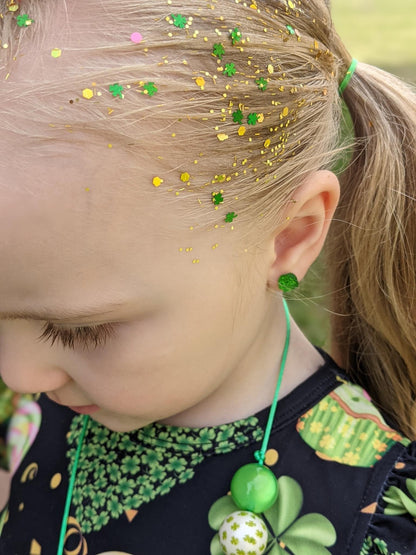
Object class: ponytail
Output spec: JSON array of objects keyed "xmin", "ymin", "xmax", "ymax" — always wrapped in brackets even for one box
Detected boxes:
[{"xmin": 327, "ymin": 63, "xmax": 416, "ymax": 438}]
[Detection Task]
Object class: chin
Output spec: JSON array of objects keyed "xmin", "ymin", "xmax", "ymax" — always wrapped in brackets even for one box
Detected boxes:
[{"xmin": 90, "ymin": 412, "xmax": 152, "ymax": 433}]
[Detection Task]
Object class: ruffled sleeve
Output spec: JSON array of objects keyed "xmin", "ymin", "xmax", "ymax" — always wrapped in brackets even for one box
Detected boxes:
[{"xmin": 360, "ymin": 442, "xmax": 416, "ymax": 555}]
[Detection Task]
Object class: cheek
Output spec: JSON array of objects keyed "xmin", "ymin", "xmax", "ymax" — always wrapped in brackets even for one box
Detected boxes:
[
  {"xmin": 69, "ymin": 314, "xmax": 234, "ymax": 413},
  {"xmin": 67, "ymin": 266, "xmax": 268, "ymax": 416}
]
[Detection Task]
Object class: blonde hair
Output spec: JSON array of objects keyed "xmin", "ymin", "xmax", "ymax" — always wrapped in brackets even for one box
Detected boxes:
[
  {"xmin": 1, "ymin": 0, "xmax": 416, "ymax": 436},
  {"xmin": 327, "ymin": 64, "xmax": 416, "ymax": 438}
]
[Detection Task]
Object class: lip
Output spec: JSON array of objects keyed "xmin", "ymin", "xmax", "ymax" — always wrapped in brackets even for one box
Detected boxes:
[{"xmin": 67, "ymin": 405, "xmax": 100, "ymax": 415}]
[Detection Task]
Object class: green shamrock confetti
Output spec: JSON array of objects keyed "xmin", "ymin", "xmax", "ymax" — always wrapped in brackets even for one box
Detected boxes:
[
  {"xmin": 16, "ymin": 14, "xmax": 33, "ymax": 27},
  {"xmin": 212, "ymin": 192, "xmax": 224, "ymax": 206},
  {"xmin": 286, "ymin": 25, "xmax": 295, "ymax": 35},
  {"xmin": 213, "ymin": 43, "xmax": 225, "ymax": 60},
  {"xmin": 232, "ymin": 109, "xmax": 244, "ymax": 124},
  {"xmin": 225, "ymin": 212, "xmax": 238, "ymax": 223},
  {"xmin": 223, "ymin": 63, "xmax": 236, "ymax": 77},
  {"xmin": 256, "ymin": 77, "xmax": 268, "ymax": 91},
  {"xmin": 142, "ymin": 82, "xmax": 158, "ymax": 97},
  {"xmin": 109, "ymin": 83, "xmax": 124, "ymax": 98},
  {"xmin": 171, "ymin": 14, "xmax": 187, "ymax": 29},
  {"xmin": 247, "ymin": 112, "xmax": 259, "ymax": 125},
  {"xmin": 230, "ymin": 27, "xmax": 242, "ymax": 45}
]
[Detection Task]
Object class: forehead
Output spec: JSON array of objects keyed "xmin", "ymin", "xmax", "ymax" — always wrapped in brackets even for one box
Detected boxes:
[
  {"xmin": 0, "ymin": 138, "xmax": 178, "ymax": 302},
  {"xmin": 0, "ymin": 132, "xmax": 247, "ymax": 321}
]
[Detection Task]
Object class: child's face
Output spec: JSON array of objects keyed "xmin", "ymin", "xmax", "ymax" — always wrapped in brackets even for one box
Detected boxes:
[{"xmin": 0, "ymin": 139, "xmax": 275, "ymax": 432}]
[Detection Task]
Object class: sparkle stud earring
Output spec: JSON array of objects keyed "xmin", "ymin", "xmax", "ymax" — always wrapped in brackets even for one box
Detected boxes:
[{"xmin": 278, "ymin": 273, "xmax": 299, "ymax": 292}]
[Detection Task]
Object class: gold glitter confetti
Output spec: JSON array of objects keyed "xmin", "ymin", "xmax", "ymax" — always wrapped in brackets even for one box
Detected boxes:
[
  {"xmin": 195, "ymin": 76, "xmax": 206, "ymax": 90},
  {"xmin": 180, "ymin": 172, "xmax": 191, "ymax": 182},
  {"xmin": 152, "ymin": 177, "xmax": 163, "ymax": 187},
  {"xmin": 82, "ymin": 88, "xmax": 94, "ymax": 100},
  {"xmin": 51, "ymin": 48, "xmax": 62, "ymax": 58},
  {"xmin": 238, "ymin": 126, "xmax": 246, "ymax": 136},
  {"xmin": 217, "ymin": 133, "xmax": 229, "ymax": 142}
]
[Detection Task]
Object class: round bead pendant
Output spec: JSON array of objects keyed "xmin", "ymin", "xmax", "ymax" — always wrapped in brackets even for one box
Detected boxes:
[
  {"xmin": 219, "ymin": 511, "xmax": 268, "ymax": 555},
  {"xmin": 230, "ymin": 463, "xmax": 279, "ymax": 513}
]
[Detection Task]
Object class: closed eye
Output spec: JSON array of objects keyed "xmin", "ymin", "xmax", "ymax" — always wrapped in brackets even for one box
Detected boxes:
[{"xmin": 37, "ymin": 322, "xmax": 116, "ymax": 350}]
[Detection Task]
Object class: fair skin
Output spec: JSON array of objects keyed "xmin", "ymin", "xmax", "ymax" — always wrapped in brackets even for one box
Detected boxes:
[{"xmin": 0, "ymin": 135, "xmax": 339, "ymax": 433}]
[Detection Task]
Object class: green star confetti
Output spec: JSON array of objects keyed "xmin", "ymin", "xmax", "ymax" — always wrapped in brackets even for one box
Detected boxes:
[
  {"xmin": 142, "ymin": 82, "xmax": 158, "ymax": 96},
  {"xmin": 256, "ymin": 78, "xmax": 268, "ymax": 92},
  {"xmin": 247, "ymin": 112, "xmax": 259, "ymax": 125},
  {"xmin": 223, "ymin": 63, "xmax": 236, "ymax": 77},
  {"xmin": 286, "ymin": 25, "xmax": 295, "ymax": 35},
  {"xmin": 232, "ymin": 109, "xmax": 244, "ymax": 124},
  {"xmin": 212, "ymin": 43, "xmax": 225, "ymax": 60},
  {"xmin": 109, "ymin": 83, "xmax": 124, "ymax": 98},
  {"xmin": 212, "ymin": 192, "xmax": 224, "ymax": 206},
  {"xmin": 225, "ymin": 212, "xmax": 238, "ymax": 223},
  {"xmin": 16, "ymin": 13, "xmax": 33, "ymax": 27},
  {"xmin": 171, "ymin": 14, "xmax": 187, "ymax": 29},
  {"xmin": 230, "ymin": 27, "xmax": 242, "ymax": 45}
]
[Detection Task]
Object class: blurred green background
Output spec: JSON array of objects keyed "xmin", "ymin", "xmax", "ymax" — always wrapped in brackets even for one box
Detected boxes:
[
  {"xmin": 290, "ymin": 0, "xmax": 416, "ymax": 348},
  {"xmin": 332, "ymin": 0, "xmax": 416, "ymax": 82}
]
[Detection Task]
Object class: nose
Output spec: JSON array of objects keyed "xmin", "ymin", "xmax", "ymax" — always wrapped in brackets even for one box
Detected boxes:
[{"xmin": 0, "ymin": 320, "xmax": 71, "ymax": 394}]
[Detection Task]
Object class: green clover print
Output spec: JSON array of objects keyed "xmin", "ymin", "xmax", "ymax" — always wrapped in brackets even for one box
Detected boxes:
[
  {"xmin": 383, "ymin": 476, "xmax": 416, "ymax": 518},
  {"xmin": 209, "ymin": 475, "xmax": 336, "ymax": 555},
  {"xmin": 360, "ymin": 536, "xmax": 403, "ymax": 555}
]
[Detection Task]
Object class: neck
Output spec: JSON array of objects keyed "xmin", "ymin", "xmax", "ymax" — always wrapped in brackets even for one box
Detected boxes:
[{"xmin": 161, "ymin": 300, "xmax": 324, "ymax": 428}]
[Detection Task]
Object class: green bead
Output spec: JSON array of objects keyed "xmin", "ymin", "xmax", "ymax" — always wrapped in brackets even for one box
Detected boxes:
[{"xmin": 230, "ymin": 464, "xmax": 279, "ymax": 513}]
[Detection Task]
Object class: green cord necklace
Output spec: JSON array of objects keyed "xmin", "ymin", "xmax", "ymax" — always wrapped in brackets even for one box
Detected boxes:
[
  {"xmin": 57, "ymin": 414, "xmax": 90, "ymax": 555},
  {"xmin": 229, "ymin": 297, "xmax": 291, "ymax": 513},
  {"xmin": 218, "ymin": 298, "xmax": 291, "ymax": 555}
]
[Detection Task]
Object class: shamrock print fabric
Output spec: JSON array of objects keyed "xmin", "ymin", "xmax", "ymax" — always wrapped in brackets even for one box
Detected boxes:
[{"xmin": 65, "ymin": 413, "xmax": 264, "ymax": 534}]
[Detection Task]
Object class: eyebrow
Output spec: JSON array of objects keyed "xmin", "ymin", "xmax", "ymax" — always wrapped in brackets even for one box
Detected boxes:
[{"xmin": 0, "ymin": 302, "xmax": 127, "ymax": 323}]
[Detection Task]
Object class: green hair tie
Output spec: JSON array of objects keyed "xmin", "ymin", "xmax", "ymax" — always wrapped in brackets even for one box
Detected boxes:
[{"xmin": 339, "ymin": 58, "xmax": 358, "ymax": 95}]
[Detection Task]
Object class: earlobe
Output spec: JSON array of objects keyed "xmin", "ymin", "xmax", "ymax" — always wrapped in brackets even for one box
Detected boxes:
[{"xmin": 268, "ymin": 170, "xmax": 340, "ymax": 287}]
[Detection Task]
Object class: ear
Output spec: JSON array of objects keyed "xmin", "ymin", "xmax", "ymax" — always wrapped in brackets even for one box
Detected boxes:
[{"xmin": 267, "ymin": 170, "xmax": 340, "ymax": 286}]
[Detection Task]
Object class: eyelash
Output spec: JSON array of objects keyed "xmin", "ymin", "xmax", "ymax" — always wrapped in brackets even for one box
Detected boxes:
[{"xmin": 37, "ymin": 322, "xmax": 116, "ymax": 350}]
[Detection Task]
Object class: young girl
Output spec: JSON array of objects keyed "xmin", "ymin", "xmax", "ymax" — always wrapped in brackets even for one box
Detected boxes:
[{"xmin": 0, "ymin": 1, "xmax": 415, "ymax": 554}]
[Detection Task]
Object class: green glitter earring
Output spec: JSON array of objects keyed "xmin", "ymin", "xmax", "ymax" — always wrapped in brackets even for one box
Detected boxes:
[{"xmin": 278, "ymin": 273, "xmax": 299, "ymax": 292}]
